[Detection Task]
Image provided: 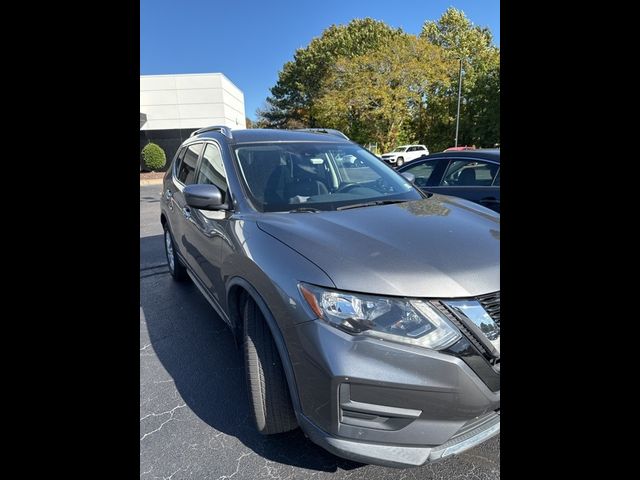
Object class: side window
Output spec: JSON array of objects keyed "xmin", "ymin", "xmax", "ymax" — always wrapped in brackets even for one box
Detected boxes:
[
  {"xmin": 441, "ymin": 159, "xmax": 498, "ymax": 187},
  {"xmin": 493, "ymin": 169, "xmax": 500, "ymax": 186},
  {"xmin": 416, "ymin": 146, "xmax": 426, "ymax": 151},
  {"xmin": 407, "ymin": 146, "xmax": 418, "ymax": 152},
  {"xmin": 196, "ymin": 143, "xmax": 227, "ymax": 194},
  {"xmin": 172, "ymin": 147, "xmax": 186, "ymax": 177},
  {"xmin": 402, "ymin": 160, "xmax": 439, "ymax": 188},
  {"xmin": 176, "ymin": 143, "xmax": 203, "ymax": 185}
]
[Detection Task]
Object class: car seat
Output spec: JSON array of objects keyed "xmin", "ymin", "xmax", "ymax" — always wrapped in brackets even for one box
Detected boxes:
[
  {"xmin": 246, "ymin": 151, "xmax": 287, "ymax": 205},
  {"xmin": 458, "ymin": 167, "xmax": 477, "ymax": 185},
  {"xmin": 284, "ymin": 157, "xmax": 329, "ymax": 200}
]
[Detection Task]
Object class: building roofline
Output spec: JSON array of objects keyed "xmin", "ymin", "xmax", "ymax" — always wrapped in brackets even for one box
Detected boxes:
[{"xmin": 140, "ymin": 72, "xmax": 242, "ymax": 92}]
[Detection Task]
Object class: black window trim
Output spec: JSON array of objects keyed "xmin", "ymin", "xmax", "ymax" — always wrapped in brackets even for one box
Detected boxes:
[{"xmin": 491, "ymin": 167, "xmax": 500, "ymax": 187}]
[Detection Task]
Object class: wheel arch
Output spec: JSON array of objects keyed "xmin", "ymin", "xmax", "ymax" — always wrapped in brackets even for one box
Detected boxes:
[{"xmin": 226, "ymin": 277, "xmax": 303, "ymax": 415}]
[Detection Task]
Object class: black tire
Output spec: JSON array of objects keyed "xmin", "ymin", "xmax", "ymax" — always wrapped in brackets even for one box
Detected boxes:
[
  {"xmin": 164, "ymin": 227, "xmax": 188, "ymax": 281},
  {"xmin": 396, "ymin": 157, "xmax": 404, "ymax": 167},
  {"xmin": 243, "ymin": 297, "xmax": 298, "ymax": 435}
]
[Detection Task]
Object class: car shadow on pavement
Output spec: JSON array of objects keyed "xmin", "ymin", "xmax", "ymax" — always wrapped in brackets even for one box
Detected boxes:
[{"xmin": 140, "ymin": 236, "xmax": 363, "ymax": 473}]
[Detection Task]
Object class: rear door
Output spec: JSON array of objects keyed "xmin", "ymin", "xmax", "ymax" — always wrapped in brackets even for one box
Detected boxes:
[
  {"xmin": 408, "ymin": 145, "xmax": 428, "ymax": 162},
  {"xmin": 428, "ymin": 158, "xmax": 500, "ymax": 211},
  {"xmin": 168, "ymin": 142, "xmax": 204, "ymax": 268},
  {"xmin": 404, "ymin": 146, "xmax": 420, "ymax": 162},
  {"xmin": 163, "ymin": 146, "xmax": 187, "ymax": 238}
]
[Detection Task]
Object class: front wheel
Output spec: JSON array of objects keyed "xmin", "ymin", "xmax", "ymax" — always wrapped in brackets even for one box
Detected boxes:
[
  {"xmin": 396, "ymin": 157, "xmax": 404, "ymax": 167},
  {"xmin": 243, "ymin": 297, "xmax": 298, "ymax": 435}
]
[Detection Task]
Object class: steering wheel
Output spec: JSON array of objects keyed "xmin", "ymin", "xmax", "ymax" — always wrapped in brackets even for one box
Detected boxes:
[
  {"xmin": 374, "ymin": 178, "xmax": 394, "ymax": 193},
  {"xmin": 335, "ymin": 183, "xmax": 360, "ymax": 193}
]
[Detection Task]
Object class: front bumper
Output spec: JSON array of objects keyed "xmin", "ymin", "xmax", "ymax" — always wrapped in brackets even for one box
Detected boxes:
[
  {"xmin": 284, "ymin": 320, "xmax": 500, "ymax": 468},
  {"xmin": 299, "ymin": 408, "xmax": 499, "ymax": 468}
]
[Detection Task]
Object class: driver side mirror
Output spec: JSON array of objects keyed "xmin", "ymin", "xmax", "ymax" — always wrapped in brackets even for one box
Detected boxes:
[
  {"xmin": 400, "ymin": 172, "xmax": 415, "ymax": 183},
  {"xmin": 184, "ymin": 184, "xmax": 228, "ymax": 210}
]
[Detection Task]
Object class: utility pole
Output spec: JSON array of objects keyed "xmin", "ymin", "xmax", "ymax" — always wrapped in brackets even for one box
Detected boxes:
[{"xmin": 454, "ymin": 58, "xmax": 463, "ymax": 147}]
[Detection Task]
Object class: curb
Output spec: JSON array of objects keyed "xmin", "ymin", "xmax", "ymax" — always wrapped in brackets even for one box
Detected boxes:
[{"xmin": 140, "ymin": 179, "xmax": 164, "ymax": 186}]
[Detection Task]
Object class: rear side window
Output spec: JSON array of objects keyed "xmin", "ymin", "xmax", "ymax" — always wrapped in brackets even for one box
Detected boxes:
[
  {"xmin": 441, "ymin": 159, "xmax": 498, "ymax": 187},
  {"xmin": 176, "ymin": 143, "xmax": 203, "ymax": 185},
  {"xmin": 172, "ymin": 147, "xmax": 186, "ymax": 177},
  {"xmin": 196, "ymin": 143, "xmax": 227, "ymax": 194}
]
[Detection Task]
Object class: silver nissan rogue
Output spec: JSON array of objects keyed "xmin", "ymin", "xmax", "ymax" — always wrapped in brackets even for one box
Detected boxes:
[{"xmin": 160, "ymin": 126, "xmax": 500, "ymax": 468}]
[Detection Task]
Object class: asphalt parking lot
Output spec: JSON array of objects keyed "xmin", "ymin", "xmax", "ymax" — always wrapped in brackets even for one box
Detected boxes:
[{"xmin": 140, "ymin": 184, "xmax": 500, "ymax": 479}]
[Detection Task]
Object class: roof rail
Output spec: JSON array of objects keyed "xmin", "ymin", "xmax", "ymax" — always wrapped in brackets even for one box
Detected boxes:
[
  {"xmin": 190, "ymin": 125, "xmax": 233, "ymax": 139},
  {"xmin": 294, "ymin": 128, "xmax": 349, "ymax": 140}
]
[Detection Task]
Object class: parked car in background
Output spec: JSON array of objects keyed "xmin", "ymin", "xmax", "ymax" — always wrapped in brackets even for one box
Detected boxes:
[
  {"xmin": 380, "ymin": 144, "xmax": 429, "ymax": 167},
  {"xmin": 398, "ymin": 149, "xmax": 500, "ymax": 212},
  {"xmin": 443, "ymin": 146, "xmax": 476, "ymax": 152},
  {"xmin": 161, "ymin": 126, "xmax": 500, "ymax": 468}
]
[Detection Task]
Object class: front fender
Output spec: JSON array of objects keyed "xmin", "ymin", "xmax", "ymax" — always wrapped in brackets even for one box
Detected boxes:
[{"xmin": 221, "ymin": 218, "xmax": 335, "ymax": 332}]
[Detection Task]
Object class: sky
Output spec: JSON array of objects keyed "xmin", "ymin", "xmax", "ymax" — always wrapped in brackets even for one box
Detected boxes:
[{"xmin": 141, "ymin": 0, "xmax": 500, "ymax": 121}]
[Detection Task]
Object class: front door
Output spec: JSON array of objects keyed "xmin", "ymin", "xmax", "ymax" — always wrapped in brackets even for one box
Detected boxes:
[
  {"xmin": 180, "ymin": 142, "xmax": 231, "ymax": 305},
  {"xmin": 428, "ymin": 158, "xmax": 500, "ymax": 212}
]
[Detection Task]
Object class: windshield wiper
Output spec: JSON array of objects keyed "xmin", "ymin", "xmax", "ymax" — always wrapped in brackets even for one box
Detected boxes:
[
  {"xmin": 337, "ymin": 199, "xmax": 408, "ymax": 211},
  {"xmin": 289, "ymin": 207, "xmax": 321, "ymax": 213}
]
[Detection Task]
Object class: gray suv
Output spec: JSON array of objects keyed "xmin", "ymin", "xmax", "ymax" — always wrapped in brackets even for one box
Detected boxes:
[{"xmin": 160, "ymin": 126, "xmax": 500, "ymax": 468}]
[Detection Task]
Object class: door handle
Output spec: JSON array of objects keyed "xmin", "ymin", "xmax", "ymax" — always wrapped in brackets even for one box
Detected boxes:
[
  {"xmin": 480, "ymin": 197, "xmax": 499, "ymax": 204},
  {"xmin": 164, "ymin": 190, "xmax": 174, "ymax": 210},
  {"xmin": 182, "ymin": 207, "xmax": 191, "ymax": 219}
]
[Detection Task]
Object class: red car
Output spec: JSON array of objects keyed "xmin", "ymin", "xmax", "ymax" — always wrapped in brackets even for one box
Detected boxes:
[{"xmin": 443, "ymin": 146, "xmax": 477, "ymax": 152}]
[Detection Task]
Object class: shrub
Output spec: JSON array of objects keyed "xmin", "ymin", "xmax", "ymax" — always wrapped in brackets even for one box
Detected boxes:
[{"xmin": 141, "ymin": 143, "xmax": 166, "ymax": 171}]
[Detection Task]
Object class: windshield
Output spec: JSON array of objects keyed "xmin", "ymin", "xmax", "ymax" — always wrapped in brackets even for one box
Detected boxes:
[
  {"xmin": 234, "ymin": 142, "xmax": 422, "ymax": 212},
  {"xmin": 392, "ymin": 146, "xmax": 407, "ymax": 152}
]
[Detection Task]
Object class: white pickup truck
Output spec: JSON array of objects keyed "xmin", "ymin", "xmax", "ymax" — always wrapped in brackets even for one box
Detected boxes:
[{"xmin": 380, "ymin": 145, "xmax": 429, "ymax": 167}]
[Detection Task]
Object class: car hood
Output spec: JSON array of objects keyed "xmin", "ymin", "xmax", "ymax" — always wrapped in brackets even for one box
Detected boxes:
[{"xmin": 256, "ymin": 195, "xmax": 499, "ymax": 298}]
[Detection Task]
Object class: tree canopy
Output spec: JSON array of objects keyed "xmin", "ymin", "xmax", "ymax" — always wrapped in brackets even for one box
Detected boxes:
[
  {"xmin": 315, "ymin": 35, "xmax": 453, "ymax": 152},
  {"xmin": 257, "ymin": 8, "xmax": 499, "ymax": 151}
]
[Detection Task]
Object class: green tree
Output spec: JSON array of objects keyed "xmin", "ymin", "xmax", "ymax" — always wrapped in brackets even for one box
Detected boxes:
[
  {"xmin": 314, "ymin": 35, "xmax": 453, "ymax": 152},
  {"xmin": 257, "ymin": 18, "xmax": 404, "ymax": 128},
  {"xmin": 141, "ymin": 142, "xmax": 166, "ymax": 171},
  {"xmin": 419, "ymin": 7, "xmax": 500, "ymax": 148}
]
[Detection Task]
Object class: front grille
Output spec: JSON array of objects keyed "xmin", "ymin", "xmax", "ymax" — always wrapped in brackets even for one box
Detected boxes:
[
  {"xmin": 434, "ymin": 302, "xmax": 491, "ymax": 357},
  {"xmin": 477, "ymin": 291, "xmax": 500, "ymax": 326}
]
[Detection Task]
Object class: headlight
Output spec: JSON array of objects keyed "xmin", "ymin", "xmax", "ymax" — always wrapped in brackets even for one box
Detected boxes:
[{"xmin": 299, "ymin": 283, "xmax": 461, "ymax": 350}]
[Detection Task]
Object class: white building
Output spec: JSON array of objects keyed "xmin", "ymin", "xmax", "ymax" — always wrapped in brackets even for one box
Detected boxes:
[{"xmin": 140, "ymin": 73, "xmax": 246, "ymax": 169}]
